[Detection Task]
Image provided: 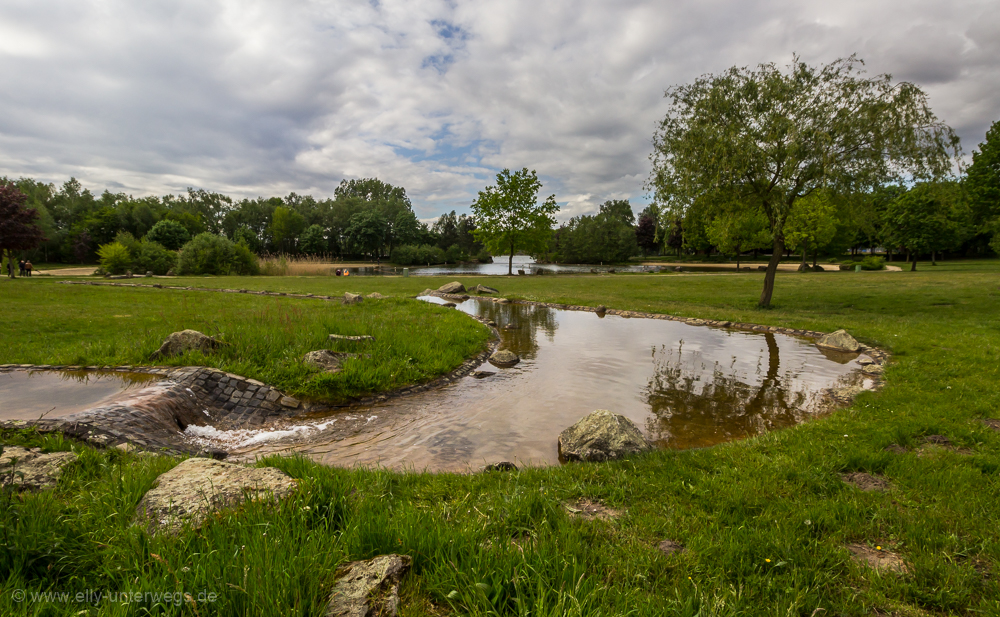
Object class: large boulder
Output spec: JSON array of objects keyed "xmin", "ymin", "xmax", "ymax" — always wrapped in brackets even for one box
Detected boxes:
[
  {"xmin": 489, "ymin": 349, "xmax": 520, "ymax": 367},
  {"xmin": 474, "ymin": 284, "xmax": 499, "ymax": 295},
  {"xmin": 437, "ymin": 281, "xmax": 466, "ymax": 294},
  {"xmin": 343, "ymin": 292, "xmax": 363, "ymax": 304},
  {"xmin": 150, "ymin": 329, "xmax": 222, "ymax": 359},
  {"xmin": 327, "ymin": 554, "xmax": 411, "ymax": 617},
  {"xmin": 558, "ymin": 409, "xmax": 651, "ymax": 462},
  {"xmin": 817, "ymin": 329, "xmax": 861, "ymax": 352},
  {"xmin": 0, "ymin": 446, "xmax": 77, "ymax": 491},
  {"xmin": 135, "ymin": 458, "xmax": 297, "ymax": 534}
]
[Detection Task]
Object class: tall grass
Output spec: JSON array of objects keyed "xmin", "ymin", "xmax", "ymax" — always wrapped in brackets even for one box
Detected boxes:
[{"xmin": 258, "ymin": 254, "xmax": 396, "ymax": 277}]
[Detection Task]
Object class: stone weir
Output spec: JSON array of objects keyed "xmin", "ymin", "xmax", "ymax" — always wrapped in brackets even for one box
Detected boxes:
[{"xmin": 0, "ymin": 366, "xmax": 307, "ymax": 458}]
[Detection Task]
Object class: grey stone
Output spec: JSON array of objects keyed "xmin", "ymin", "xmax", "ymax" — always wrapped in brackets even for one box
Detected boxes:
[
  {"xmin": 0, "ymin": 446, "xmax": 77, "ymax": 491},
  {"xmin": 135, "ymin": 458, "xmax": 297, "ymax": 534},
  {"xmin": 862, "ymin": 364, "xmax": 885, "ymax": 376},
  {"xmin": 365, "ymin": 292, "xmax": 386, "ymax": 299},
  {"xmin": 329, "ymin": 334, "xmax": 374, "ymax": 342},
  {"xmin": 857, "ymin": 355, "xmax": 875, "ymax": 365},
  {"xmin": 817, "ymin": 329, "xmax": 861, "ymax": 353},
  {"xmin": 558, "ymin": 409, "xmax": 651, "ymax": 462},
  {"xmin": 344, "ymin": 292, "xmax": 363, "ymax": 304},
  {"xmin": 280, "ymin": 396, "xmax": 300, "ymax": 408},
  {"xmin": 150, "ymin": 329, "xmax": 223, "ymax": 359},
  {"xmin": 474, "ymin": 284, "xmax": 499, "ymax": 295},
  {"xmin": 437, "ymin": 281, "xmax": 466, "ymax": 294},
  {"xmin": 488, "ymin": 349, "xmax": 520, "ymax": 367},
  {"xmin": 326, "ymin": 554, "xmax": 411, "ymax": 617},
  {"xmin": 304, "ymin": 350, "xmax": 352, "ymax": 372}
]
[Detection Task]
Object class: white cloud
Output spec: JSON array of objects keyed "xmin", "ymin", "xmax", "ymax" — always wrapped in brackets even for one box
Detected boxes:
[{"xmin": 0, "ymin": 0, "xmax": 997, "ymax": 220}]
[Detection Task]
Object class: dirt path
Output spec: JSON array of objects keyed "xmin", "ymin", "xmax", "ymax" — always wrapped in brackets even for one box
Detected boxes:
[{"xmin": 640, "ymin": 261, "xmax": 902, "ymax": 272}]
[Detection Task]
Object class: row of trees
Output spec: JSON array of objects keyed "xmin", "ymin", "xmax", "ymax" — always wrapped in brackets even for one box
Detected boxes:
[{"xmin": 0, "ymin": 177, "xmax": 489, "ymax": 266}]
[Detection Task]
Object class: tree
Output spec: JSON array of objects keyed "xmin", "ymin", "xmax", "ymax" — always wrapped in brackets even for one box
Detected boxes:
[
  {"xmin": 146, "ymin": 219, "xmax": 191, "ymax": 250},
  {"xmin": 649, "ymin": 55, "xmax": 959, "ymax": 307},
  {"xmin": 965, "ymin": 119, "xmax": 1000, "ymax": 254},
  {"xmin": 599, "ymin": 199, "xmax": 635, "ymax": 226},
  {"xmin": 299, "ymin": 224, "xmax": 327, "ymax": 255},
  {"xmin": 636, "ymin": 213, "xmax": 658, "ymax": 255},
  {"xmin": 177, "ymin": 233, "xmax": 258, "ymax": 275},
  {"xmin": 97, "ymin": 242, "xmax": 132, "ymax": 275},
  {"xmin": 345, "ymin": 210, "xmax": 387, "ymax": 261},
  {"xmin": 471, "ymin": 168, "xmax": 559, "ymax": 275},
  {"xmin": 883, "ymin": 182, "xmax": 962, "ymax": 271},
  {"xmin": 0, "ymin": 183, "xmax": 47, "ymax": 277},
  {"xmin": 783, "ymin": 194, "xmax": 838, "ymax": 268},
  {"xmin": 556, "ymin": 212, "xmax": 639, "ymax": 264},
  {"xmin": 268, "ymin": 206, "xmax": 307, "ymax": 253},
  {"xmin": 706, "ymin": 209, "xmax": 772, "ymax": 269}
]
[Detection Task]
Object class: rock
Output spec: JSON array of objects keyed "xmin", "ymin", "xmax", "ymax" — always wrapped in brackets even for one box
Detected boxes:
[
  {"xmin": 165, "ymin": 269, "xmax": 175, "ymax": 276},
  {"xmin": 830, "ymin": 385, "xmax": 863, "ymax": 401},
  {"xmin": 674, "ymin": 266, "xmax": 684, "ymax": 272},
  {"xmin": 817, "ymin": 329, "xmax": 861, "ymax": 353},
  {"xmin": 437, "ymin": 281, "xmax": 466, "ymax": 294},
  {"xmin": 594, "ymin": 305, "xmax": 607, "ymax": 314},
  {"xmin": 0, "ymin": 446, "xmax": 77, "ymax": 491},
  {"xmin": 326, "ymin": 554, "xmax": 411, "ymax": 617},
  {"xmin": 329, "ymin": 334, "xmax": 374, "ymax": 342},
  {"xmin": 797, "ymin": 263, "xmax": 809, "ymax": 272},
  {"xmin": 442, "ymin": 302, "xmax": 457, "ymax": 308},
  {"xmin": 279, "ymin": 396, "xmax": 300, "ymax": 408},
  {"xmin": 862, "ymin": 364, "xmax": 885, "ymax": 376},
  {"xmin": 135, "ymin": 458, "xmax": 297, "ymax": 534},
  {"xmin": 474, "ymin": 284, "xmax": 499, "ymax": 295},
  {"xmin": 145, "ymin": 271, "xmax": 153, "ymax": 277},
  {"xmin": 489, "ymin": 349, "xmax": 520, "ymax": 367},
  {"xmin": 150, "ymin": 329, "xmax": 223, "ymax": 359},
  {"xmin": 304, "ymin": 350, "xmax": 352, "ymax": 372},
  {"xmin": 558, "ymin": 409, "xmax": 650, "ymax": 462},
  {"xmin": 495, "ymin": 297, "xmax": 511, "ymax": 304},
  {"xmin": 857, "ymin": 354, "xmax": 875, "ymax": 365},
  {"xmin": 757, "ymin": 266, "xmax": 767, "ymax": 271},
  {"xmin": 472, "ymin": 370, "xmax": 496, "ymax": 378},
  {"xmin": 483, "ymin": 461, "xmax": 518, "ymax": 472},
  {"xmin": 365, "ymin": 292, "xmax": 386, "ymax": 299},
  {"xmin": 420, "ymin": 289, "xmax": 436, "ymax": 297},
  {"xmin": 486, "ymin": 320, "xmax": 497, "ymax": 328},
  {"xmin": 343, "ymin": 292, "xmax": 363, "ymax": 304}
]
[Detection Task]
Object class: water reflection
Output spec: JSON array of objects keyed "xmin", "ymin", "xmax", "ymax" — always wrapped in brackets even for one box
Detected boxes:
[
  {"xmin": 217, "ymin": 299, "xmax": 864, "ymax": 471},
  {"xmin": 0, "ymin": 371, "xmax": 160, "ymax": 421}
]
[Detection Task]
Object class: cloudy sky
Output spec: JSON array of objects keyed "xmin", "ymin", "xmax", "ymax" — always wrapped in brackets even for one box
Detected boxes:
[{"xmin": 1, "ymin": 0, "xmax": 997, "ymax": 220}]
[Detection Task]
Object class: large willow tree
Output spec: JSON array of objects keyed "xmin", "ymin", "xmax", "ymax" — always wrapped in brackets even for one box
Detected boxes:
[{"xmin": 649, "ymin": 55, "xmax": 960, "ymax": 307}]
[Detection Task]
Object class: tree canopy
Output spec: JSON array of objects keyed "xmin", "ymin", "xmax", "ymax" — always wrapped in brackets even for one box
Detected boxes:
[
  {"xmin": 0, "ymin": 182, "xmax": 47, "ymax": 277},
  {"xmin": 649, "ymin": 55, "xmax": 960, "ymax": 306},
  {"xmin": 471, "ymin": 168, "xmax": 559, "ymax": 275}
]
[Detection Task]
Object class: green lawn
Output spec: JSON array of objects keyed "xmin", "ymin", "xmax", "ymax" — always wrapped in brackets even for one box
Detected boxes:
[
  {"xmin": 0, "ymin": 282, "xmax": 490, "ymax": 403},
  {"xmin": 2, "ymin": 260, "xmax": 999, "ymax": 616}
]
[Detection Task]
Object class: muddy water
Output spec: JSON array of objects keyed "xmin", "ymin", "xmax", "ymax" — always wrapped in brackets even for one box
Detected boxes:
[
  {"xmin": 212, "ymin": 298, "xmax": 865, "ymax": 472},
  {"xmin": 0, "ymin": 371, "xmax": 161, "ymax": 421}
]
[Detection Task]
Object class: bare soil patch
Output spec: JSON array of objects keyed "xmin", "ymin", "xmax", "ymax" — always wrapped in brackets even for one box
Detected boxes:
[
  {"xmin": 657, "ymin": 539, "xmax": 686, "ymax": 555},
  {"xmin": 884, "ymin": 444, "xmax": 908, "ymax": 454},
  {"xmin": 563, "ymin": 498, "xmax": 621, "ymax": 520},
  {"xmin": 841, "ymin": 472, "xmax": 890, "ymax": 492},
  {"xmin": 980, "ymin": 419, "xmax": 1000, "ymax": 432},
  {"xmin": 846, "ymin": 543, "xmax": 908, "ymax": 574},
  {"xmin": 917, "ymin": 435, "xmax": 973, "ymax": 457}
]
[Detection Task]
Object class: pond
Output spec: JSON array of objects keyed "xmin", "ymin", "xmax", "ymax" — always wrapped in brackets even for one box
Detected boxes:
[
  {"xmin": 188, "ymin": 298, "xmax": 868, "ymax": 471},
  {"xmin": 0, "ymin": 370, "xmax": 161, "ymax": 421}
]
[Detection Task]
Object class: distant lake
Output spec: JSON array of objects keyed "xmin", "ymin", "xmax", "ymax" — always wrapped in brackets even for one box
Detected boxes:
[{"xmin": 347, "ymin": 255, "xmax": 653, "ymax": 276}]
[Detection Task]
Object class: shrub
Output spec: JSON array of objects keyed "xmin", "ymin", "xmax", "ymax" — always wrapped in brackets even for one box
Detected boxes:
[
  {"xmin": 146, "ymin": 219, "xmax": 191, "ymax": 250},
  {"xmin": 134, "ymin": 239, "xmax": 177, "ymax": 275},
  {"xmin": 475, "ymin": 248, "xmax": 493, "ymax": 263},
  {"xmin": 114, "ymin": 231, "xmax": 141, "ymax": 257},
  {"xmin": 96, "ymin": 242, "xmax": 132, "ymax": 275},
  {"xmin": 860, "ymin": 255, "xmax": 885, "ymax": 271},
  {"xmin": 390, "ymin": 244, "xmax": 447, "ymax": 266},
  {"xmin": 444, "ymin": 244, "xmax": 465, "ymax": 263},
  {"xmin": 177, "ymin": 233, "xmax": 259, "ymax": 275}
]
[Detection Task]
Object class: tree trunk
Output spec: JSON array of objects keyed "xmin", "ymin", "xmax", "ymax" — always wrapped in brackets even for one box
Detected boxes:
[
  {"xmin": 812, "ymin": 250, "xmax": 818, "ymax": 268},
  {"xmin": 508, "ymin": 244, "xmax": 514, "ymax": 276},
  {"xmin": 911, "ymin": 252, "xmax": 917, "ymax": 271},
  {"xmin": 931, "ymin": 251, "xmax": 936, "ymax": 266},
  {"xmin": 800, "ymin": 250, "xmax": 807, "ymax": 268},
  {"xmin": 759, "ymin": 237, "xmax": 785, "ymax": 308}
]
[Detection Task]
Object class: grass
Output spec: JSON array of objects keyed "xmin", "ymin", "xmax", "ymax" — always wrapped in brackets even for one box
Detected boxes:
[
  {"xmin": 0, "ymin": 283, "xmax": 490, "ymax": 403},
  {"xmin": 1, "ymin": 259, "xmax": 999, "ymax": 615}
]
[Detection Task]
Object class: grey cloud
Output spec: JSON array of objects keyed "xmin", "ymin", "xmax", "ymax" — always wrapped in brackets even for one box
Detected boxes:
[{"xmin": 0, "ymin": 0, "xmax": 997, "ymax": 218}]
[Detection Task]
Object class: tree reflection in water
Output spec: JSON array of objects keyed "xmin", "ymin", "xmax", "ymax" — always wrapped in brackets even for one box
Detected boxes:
[
  {"xmin": 472, "ymin": 301, "xmax": 559, "ymax": 360},
  {"xmin": 644, "ymin": 332, "xmax": 826, "ymax": 449}
]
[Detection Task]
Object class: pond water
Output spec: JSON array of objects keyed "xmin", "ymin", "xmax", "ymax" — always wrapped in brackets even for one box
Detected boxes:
[
  {"xmin": 195, "ymin": 298, "xmax": 866, "ymax": 471},
  {"xmin": 0, "ymin": 371, "xmax": 161, "ymax": 421}
]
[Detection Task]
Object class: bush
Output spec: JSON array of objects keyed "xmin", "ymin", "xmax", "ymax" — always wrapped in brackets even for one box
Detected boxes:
[
  {"xmin": 96, "ymin": 242, "xmax": 132, "ymax": 275},
  {"xmin": 146, "ymin": 219, "xmax": 191, "ymax": 250},
  {"xmin": 390, "ymin": 244, "xmax": 447, "ymax": 266},
  {"xmin": 860, "ymin": 255, "xmax": 885, "ymax": 271},
  {"xmin": 177, "ymin": 233, "xmax": 259, "ymax": 275},
  {"xmin": 134, "ymin": 239, "xmax": 177, "ymax": 275},
  {"xmin": 444, "ymin": 244, "xmax": 466, "ymax": 263},
  {"xmin": 475, "ymin": 248, "xmax": 493, "ymax": 263},
  {"xmin": 114, "ymin": 231, "xmax": 141, "ymax": 257}
]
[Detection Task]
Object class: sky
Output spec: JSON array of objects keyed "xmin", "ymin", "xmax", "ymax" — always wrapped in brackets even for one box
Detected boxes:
[{"xmin": 1, "ymin": 0, "xmax": 998, "ymax": 221}]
